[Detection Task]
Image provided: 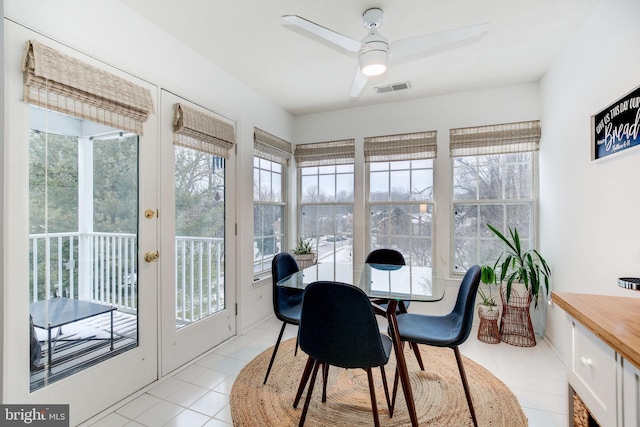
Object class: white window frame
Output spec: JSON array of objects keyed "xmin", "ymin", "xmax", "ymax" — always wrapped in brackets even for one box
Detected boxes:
[
  {"xmin": 366, "ymin": 159, "xmax": 435, "ymax": 267},
  {"xmin": 449, "ymin": 121, "xmax": 540, "ymax": 276},
  {"xmin": 253, "ymin": 155, "xmax": 287, "ymax": 274},
  {"xmin": 294, "ymin": 139, "xmax": 356, "ymax": 264},
  {"xmin": 298, "ymin": 164, "xmax": 354, "ymax": 263}
]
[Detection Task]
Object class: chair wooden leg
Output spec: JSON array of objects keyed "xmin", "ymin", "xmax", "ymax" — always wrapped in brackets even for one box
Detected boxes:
[
  {"xmin": 299, "ymin": 360, "xmax": 321, "ymax": 427},
  {"xmin": 365, "ymin": 368, "xmax": 381, "ymax": 427},
  {"xmin": 410, "ymin": 342, "xmax": 424, "ymax": 371},
  {"xmin": 379, "ymin": 365, "xmax": 391, "ymax": 416},
  {"xmin": 389, "ymin": 338, "xmax": 409, "ymax": 418},
  {"xmin": 294, "ymin": 356, "xmax": 315, "ymax": 408},
  {"xmin": 390, "ymin": 366, "xmax": 399, "ymax": 417},
  {"xmin": 322, "ymin": 363, "xmax": 329, "ymax": 402},
  {"xmin": 453, "ymin": 347, "xmax": 478, "ymax": 427},
  {"xmin": 294, "ymin": 336, "xmax": 299, "ymax": 356},
  {"xmin": 263, "ymin": 322, "xmax": 287, "ymax": 384}
]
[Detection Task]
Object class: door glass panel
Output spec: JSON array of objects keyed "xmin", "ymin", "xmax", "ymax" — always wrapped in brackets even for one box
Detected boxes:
[
  {"xmin": 28, "ymin": 106, "xmax": 139, "ymax": 391},
  {"xmin": 174, "ymin": 146, "xmax": 225, "ymax": 329}
]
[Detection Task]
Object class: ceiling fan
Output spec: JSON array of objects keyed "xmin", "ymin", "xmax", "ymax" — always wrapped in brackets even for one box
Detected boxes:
[{"xmin": 282, "ymin": 8, "xmax": 488, "ymax": 99}]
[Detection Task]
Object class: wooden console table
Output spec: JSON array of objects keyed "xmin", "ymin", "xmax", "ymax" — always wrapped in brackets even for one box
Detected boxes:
[{"xmin": 552, "ymin": 292, "xmax": 640, "ymax": 426}]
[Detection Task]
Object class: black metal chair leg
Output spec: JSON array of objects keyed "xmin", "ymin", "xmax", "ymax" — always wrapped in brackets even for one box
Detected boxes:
[
  {"xmin": 263, "ymin": 322, "xmax": 286, "ymax": 384},
  {"xmin": 454, "ymin": 346, "xmax": 478, "ymax": 427}
]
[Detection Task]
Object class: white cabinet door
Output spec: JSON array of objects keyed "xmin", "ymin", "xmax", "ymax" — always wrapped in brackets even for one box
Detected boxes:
[
  {"xmin": 623, "ymin": 360, "xmax": 640, "ymax": 427},
  {"xmin": 569, "ymin": 321, "xmax": 618, "ymax": 427}
]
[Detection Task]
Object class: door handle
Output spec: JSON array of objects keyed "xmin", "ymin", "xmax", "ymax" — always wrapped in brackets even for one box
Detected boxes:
[{"xmin": 144, "ymin": 251, "xmax": 159, "ymax": 263}]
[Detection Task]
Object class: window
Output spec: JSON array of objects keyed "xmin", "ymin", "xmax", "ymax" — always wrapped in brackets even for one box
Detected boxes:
[
  {"xmin": 253, "ymin": 129, "xmax": 291, "ymax": 273},
  {"xmin": 365, "ymin": 132, "xmax": 437, "ymax": 268},
  {"xmin": 253, "ymin": 158, "xmax": 285, "ymax": 272},
  {"xmin": 451, "ymin": 121, "xmax": 540, "ymax": 273},
  {"xmin": 295, "ymin": 139, "xmax": 355, "ymax": 263}
]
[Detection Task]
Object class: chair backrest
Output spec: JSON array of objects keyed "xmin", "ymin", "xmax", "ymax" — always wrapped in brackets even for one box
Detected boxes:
[
  {"xmin": 365, "ymin": 248, "xmax": 406, "ymax": 266},
  {"xmin": 271, "ymin": 252, "xmax": 302, "ymax": 321},
  {"xmin": 449, "ymin": 265, "xmax": 482, "ymax": 346},
  {"xmin": 299, "ymin": 281, "xmax": 388, "ymax": 369}
]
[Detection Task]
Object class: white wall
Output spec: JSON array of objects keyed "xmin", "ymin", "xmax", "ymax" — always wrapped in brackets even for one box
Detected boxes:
[
  {"xmin": 294, "ymin": 83, "xmax": 542, "ymax": 313},
  {"xmin": 540, "ymin": 0, "xmax": 640, "ymax": 358}
]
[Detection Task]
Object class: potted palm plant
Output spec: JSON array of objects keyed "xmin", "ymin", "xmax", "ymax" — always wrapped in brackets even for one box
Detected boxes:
[
  {"xmin": 291, "ymin": 237, "xmax": 317, "ymax": 269},
  {"xmin": 487, "ymin": 223, "xmax": 551, "ymax": 346},
  {"xmin": 487, "ymin": 224, "xmax": 551, "ymax": 308}
]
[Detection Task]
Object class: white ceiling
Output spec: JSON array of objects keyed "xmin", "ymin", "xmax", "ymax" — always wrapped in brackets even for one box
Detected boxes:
[{"xmin": 118, "ymin": 0, "xmax": 599, "ymax": 116}]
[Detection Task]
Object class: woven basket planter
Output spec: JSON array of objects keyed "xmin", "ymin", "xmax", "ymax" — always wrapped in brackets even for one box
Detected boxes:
[
  {"xmin": 477, "ymin": 305, "xmax": 501, "ymax": 344},
  {"xmin": 292, "ymin": 253, "xmax": 317, "ymax": 270},
  {"xmin": 499, "ymin": 284, "xmax": 536, "ymax": 347}
]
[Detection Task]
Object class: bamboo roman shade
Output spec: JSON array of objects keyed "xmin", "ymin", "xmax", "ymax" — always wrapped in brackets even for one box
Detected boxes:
[
  {"xmin": 364, "ymin": 131, "xmax": 437, "ymax": 162},
  {"xmin": 22, "ymin": 39, "xmax": 154, "ymax": 135},
  {"xmin": 449, "ymin": 120, "xmax": 541, "ymax": 157},
  {"xmin": 173, "ymin": 103, "xmax": 235, "ymax": 158},
  {"xmin": 254, "ymin": 128, "xmax": 292, "ymax": 165},
  {"xmin": 294, "ymin": 139, "xmax": 356, "ymax": 167}
]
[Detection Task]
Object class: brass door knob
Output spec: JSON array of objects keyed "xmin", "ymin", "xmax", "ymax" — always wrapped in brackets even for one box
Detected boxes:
[{"xmin": 144, "ymin": 251, "xmax": 159, "ymax": 263}]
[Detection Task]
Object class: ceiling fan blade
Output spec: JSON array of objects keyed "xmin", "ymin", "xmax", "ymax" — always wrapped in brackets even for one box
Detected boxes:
[
  {"xmin": 349, "ymin": 68, "xmax": 369, "ymax": 99},
  {"xmin": 390, "ymin": 22, "xmax": 489, "ymax": 60},
  {"xmin": 282, "ymin": 15, "xmax": 361, "ymax": 53}
]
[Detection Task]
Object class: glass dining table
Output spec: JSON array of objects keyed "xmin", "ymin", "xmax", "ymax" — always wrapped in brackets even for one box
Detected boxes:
[{"xmin": 277, "ymin": 262, "xmax": 445, "ymax": 427}]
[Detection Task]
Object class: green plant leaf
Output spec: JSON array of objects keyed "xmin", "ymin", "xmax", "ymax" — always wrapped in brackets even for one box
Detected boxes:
[
  {"xmin": 486, "ymin": 223, "xmax": 551, "ymax": 308},
  {"xmin": 480, "ymin": 265, "xmax": 495, "ymax": 284}
]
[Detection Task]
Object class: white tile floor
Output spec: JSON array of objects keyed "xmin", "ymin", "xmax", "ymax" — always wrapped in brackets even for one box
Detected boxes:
[{"xmin": 82, "ymin": 316, "xmax": 568, "ymax": 427}]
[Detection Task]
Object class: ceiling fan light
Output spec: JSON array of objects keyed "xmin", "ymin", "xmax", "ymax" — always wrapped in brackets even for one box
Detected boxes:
[{"xmin": 360, "ymin": 49, "xmax": 388, "ymax": 76}]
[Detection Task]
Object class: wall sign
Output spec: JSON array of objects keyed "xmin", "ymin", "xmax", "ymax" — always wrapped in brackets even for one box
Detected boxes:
[{"xmin": 592, "ymin": 85, "xmax": 640, "ymax": 160}]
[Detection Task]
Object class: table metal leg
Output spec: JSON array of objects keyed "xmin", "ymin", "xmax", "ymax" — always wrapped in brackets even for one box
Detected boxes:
[
  {"xmin": 47, "ymin": 322, "xmax": 52, "ymax": 373},
  {"xmin": 386, "ymin": 300, "xmax": 419, "ymax": 427},
  {"xmin": 110, "ymin": 309, "xmax": 114, "ymax": 351}
]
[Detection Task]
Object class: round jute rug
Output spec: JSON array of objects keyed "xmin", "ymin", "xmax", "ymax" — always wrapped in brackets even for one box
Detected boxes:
[{"xmin": 230, "ymin": 338, "xmax": 528, "ymax": 426}]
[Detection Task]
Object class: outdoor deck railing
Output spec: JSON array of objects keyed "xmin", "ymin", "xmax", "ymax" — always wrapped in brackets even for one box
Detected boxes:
[
  {"xmin": 29, "ymin": 232, "xmax": 224, "ymax": 323},
  {"xmin": 175, "ymin": 236, "xmax": 224, "ymax": 324}
]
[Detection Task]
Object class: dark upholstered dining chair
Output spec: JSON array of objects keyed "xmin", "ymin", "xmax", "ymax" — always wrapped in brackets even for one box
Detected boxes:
[
  {"xmin": 293, "ymin": 281, "xmax": 392, "ymax": 427},
  {"xmin": 365, "ymin": 248, "xmax": 406, "ymax": 266},
  {"xmin": 392, "ymin": 265, "xmax": 482, "ymax": 427},
  {"xmin": 365, "ymin": 248, "xmax": 409, "ymax": 313},
  {"xmin": 365, "ymin": 248, "xmax": 424, "ymax": 369},
  {"xmin": 263, "ymin": 252, "xmax": 303, "ymax": 385}
]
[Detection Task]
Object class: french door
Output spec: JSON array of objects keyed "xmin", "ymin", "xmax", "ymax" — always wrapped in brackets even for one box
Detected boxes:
[
  {"xmin": 158, "ymin": 91, "xmax": 236, "ymax": 375},
  {"xmin": 4, "ymin": 24, "xmax": 159, "ymax": 424},
  {"xmin": 4, "ymin": 25, "xmax": 237, "ymax": 424}
]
